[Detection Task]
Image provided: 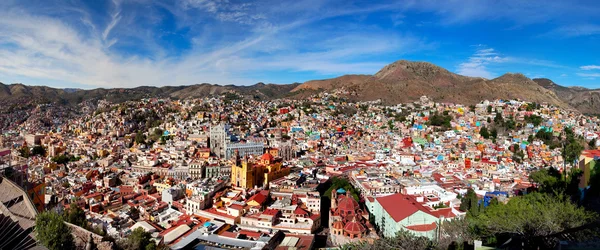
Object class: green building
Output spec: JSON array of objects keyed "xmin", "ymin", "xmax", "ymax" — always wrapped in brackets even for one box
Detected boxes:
[{"xmin": 369, "ymin": 193, "xmax": 454, "ymax": 239}]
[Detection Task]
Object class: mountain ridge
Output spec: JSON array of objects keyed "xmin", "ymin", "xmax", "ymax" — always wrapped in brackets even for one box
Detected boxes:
[{"xmin": 1, "ymin": 60, "xmax": 599, "ymax": 114}]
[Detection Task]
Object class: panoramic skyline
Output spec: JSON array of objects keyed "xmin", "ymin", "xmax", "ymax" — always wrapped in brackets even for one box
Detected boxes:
[{"xmin": 0, "ymin": 0, "xmax": 599, "ymax": 89}]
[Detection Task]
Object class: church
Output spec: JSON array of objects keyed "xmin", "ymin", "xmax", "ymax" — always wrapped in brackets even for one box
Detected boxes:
[{"xmin": 230, "ymin": 151, "xmax": 291, "ymax": 189}]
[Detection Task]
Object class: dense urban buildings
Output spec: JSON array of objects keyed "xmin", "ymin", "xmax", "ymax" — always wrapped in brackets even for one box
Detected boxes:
[{"xmin": 1, "ymin": 91, "xmax": 599, "ymax": 250}]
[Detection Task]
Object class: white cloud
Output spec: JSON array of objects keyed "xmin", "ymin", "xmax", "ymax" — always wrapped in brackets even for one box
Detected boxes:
[
  {"xmin": 548, "ymin": 24, "xmax": 600, "ymax": 38},
  {"xmin": 0, "ymin": 2, "xmax": 432, "ymax": 88},
  {"xmin": 102, "ymin": 0, "xmax": 122, "ymax": 47},
  {"xmin": 580, "ymin": 65, "xmax": 600, "ymax": 70},
  {"xmin": 577, "ymin": 73, "xmax": 600, "ymax": 78},
  {"xmin": 560, "ymin": 74, "xmax": 568, "ymax": 77},
  {"xmin": 456, "ymin": 47, "xmax": 508, "ymax": 78}
]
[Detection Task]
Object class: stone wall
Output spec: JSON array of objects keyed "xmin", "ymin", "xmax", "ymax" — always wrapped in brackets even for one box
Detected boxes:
[{"xmin": 66, "ymin": 222, "xmax": 115, "ymax": 250}]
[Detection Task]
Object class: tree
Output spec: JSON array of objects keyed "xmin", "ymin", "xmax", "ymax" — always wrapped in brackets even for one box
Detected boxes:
[
  {"xmin": 64, "ymin": 203, "xmax": 87, "ymax": 228},
  {"xmin": 32, "ymin": 145, "xmax": 46, "ymax": 156},
  {"xmin": 590, "ymin": 138, "xmax": 597, "ymax": 148},
  {"xmin": 428, "ymin": 112, "xmax": 452, "ymax": 129},
  {"xmin": 490, "ymin": 128, "xmax": 498, "ymax": 139},
  {"xmin": 471, "ymin": 192, "xmax": 597, "ymax": 249},
  {"xmin": 438, "ymin": 217, "xmax": 475, "ymax": 250},
  {"xmin": 564, "ymin": 141, "xmax": 584, "ymax": 164},
  {"xmin": 19, "ymin": 146, "xmax": 31, "ymax": 158},
  {"xmin": 529, "ymin": 167, "xmax": 564, "ymax": 194},
  {"xmin": 52, "ymin": 154, "xmax": 71, "ymax": 165},
  {"xmin": 121, "ymin": 227, "xmax": 154, "ymax": 250},
  {"xmin": 494, "ymin": 112, "xmax": 503, "ymax": 124},
  {"xmin": 342, "ymin": 230, "xmax": 433, "ymax": 250},
  {"xmin": 479, "ymin": 127, "xmax": 490, "ymax": 139},
  {"xmin": 459, "ymin": 188, "xmax": 479, "ymax": 216},
  {"xmin": 35, "ymin": 211, "xmax": 75, "ymax": 250},
  {"xmin": 135, "ymin": 132, "xmax": 146, "ymax": 144},
  {"xmin": 524, "ymin": 114, "xmax": 543, "ymax": 126},
  {"xmin": 487, "ymin": 105, "xmax": 492, "ymax": 113},
  {"xmin": 325, "ymin": 177, "xmax": 360, "ymax": 201}
]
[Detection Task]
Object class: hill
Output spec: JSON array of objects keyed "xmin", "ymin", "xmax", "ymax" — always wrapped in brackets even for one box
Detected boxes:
[
  {"xmin": 292, "ymin": 60, "xmax": 568, "ymax": 108},
  {"xmin": 2, "ymin": 60, "xmax": 600, "ymax": 114},
  {"xmin": 0, "ymin": 82, "xmax": 300, "ymax": 105},
  {"xmin": 533, "ymin": 78, "xmax": 600, "ymax": 115}
]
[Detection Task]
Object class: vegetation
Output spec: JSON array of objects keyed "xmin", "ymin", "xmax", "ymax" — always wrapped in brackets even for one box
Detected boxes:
[
  {"xmin": 529, "ymin": 167, "xmax": 582, "ymax": 201},
  {"xmin": 479, "ymin": 127, "xmax": 490, "ymax": 139},
  {"xmin": 428, "ymin": 112, "xmax": 452, "ymax": 129},
  {"xmin": 324, "ymin": 177, "xmax": 360, "ymax": 201},
  {"xmin": 51, "ymin": 154, "xmax": 80, "ymax": 164},
  {"xmin": 459, "ymin": 188, "xmax": 480, "ymax": 216},
  {"xmin": 562, "ymin": 127, "xmax": 584, "ymax": 164},
  {"xmin": 64, "ymin": 203, "xmax": 87, "ymax": 228},
  {"xmin": 470, "ymin": 192, "xmax": 597, "ymax": 248},
  {"xmin": 433, "ymin": 202, "xmax": 449, "ymax": 209},
  {"xmin": 32, "ymin": 145, "xmax": 46, "ymax": 156},
  {"xmin": 35, "ymin": 211, "xmax": 75, "ymax": 250},
  {"xmin": 119, "ymin": 227, "xmax": 157, "ymax": 250},
  {"xmin": 342, "ymin": 230, "xmax": 434, "ymax": 250},
  {"xmin": 19, "ymin": 146, "xmax": 31, "ymax": 158},
  {"xmin": 524, "ymin": 114, "xmax": 543, "ymax": 126}
]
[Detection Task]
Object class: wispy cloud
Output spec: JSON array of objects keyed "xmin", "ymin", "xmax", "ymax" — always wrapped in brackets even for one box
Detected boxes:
[
  {"xmin": 577, "ymin": 73, "xmax": 600, "ymax": 78},
  {"xmin": 102, "ymin": 0, "xmax": 122, "ymax": 48},
  {"xmin": 581, "ymin": 65, "xmax": 600, "ymax": 70},
  {"xmin": 547, "ymin": 24, "xmax": 600, "ymax": 37},
  {"xmin": 457, "ymin": 47, "xmax": 508, "ymax": 78},
  {"xmin": 0, "ymin": 0, "xmax": 432, "ymax": 88}
]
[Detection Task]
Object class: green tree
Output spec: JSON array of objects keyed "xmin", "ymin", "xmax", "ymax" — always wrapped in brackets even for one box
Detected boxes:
[
  {"xmin": 135, "ymin": 132, "xmax": 146, "ymax": 144},
  {"xmin": 479, "ymin": 127, "xmax": 490, "ymax": 139},
  {"xmin": 487, "ymin": 105, "xmax": 492, "ymax": 113},
  {"xmin": 32, "ymin": 145, "xmax": 46, "ymax": 156},
  {"xmin": 564, "ymin": 141, "xmax": 584, "ymax": 164},
  {"xmin": 121, "ymin": 227, "xmax": 155, "ymax": 250},
  {"xmin": 325, "ymin": 177, "xmax": 360, "ymax": 201},
  {"xmin": 459, "ymin": 188, "xmax": 479, "ymax": 215},
  {"xmin": 529, "ymin": 167, "xmax": 564, "ymax": 194},
  {"xmin": 19, "ymin": 146, "xmax": 31, "ymax": 158},
  {"xmin": 438, "ymin": 217, "xmax": 475, "ymax": 250},
  {"xmin": 471, "ymin": 192, "xmax": 597, "ymax": 249},
  {"xmin": 342, "ymin": 230, "xmax": 433, "ymax": 250},
  {"xmin": 35, "ymin": 211, "xmax": 75, "ymax": 250},
  {"xmin": 589, "ymin": 138, "xmax": 597, "ymax": 148},
  {"xmin": 494, "ymin": 112, "xmax": 503, "ymax": 124},
  {"xmin": 64, "ymin": 203, "xmax": 87, "ymax": 228},
  {"xmin": 524, "ymin": 114, "xmax": 543, "ymax": 126},
  {"xmin": 490, "ymin": 128, "xmax": 498, "ymax": 139},
  {"xmin": 52, "ymin": 154, "xmax": 71, "ymax": 165}
]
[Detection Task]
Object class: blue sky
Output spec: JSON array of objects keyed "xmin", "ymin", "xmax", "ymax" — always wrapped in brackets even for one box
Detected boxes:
[{"xmin": 0, "ymin": 0, "xmax": 599, "ymax": 89}]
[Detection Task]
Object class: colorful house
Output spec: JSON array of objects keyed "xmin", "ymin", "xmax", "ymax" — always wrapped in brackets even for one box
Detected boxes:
[{"xmin": 372, "ymin": 193, "xmax": 456, "ymax": 239}]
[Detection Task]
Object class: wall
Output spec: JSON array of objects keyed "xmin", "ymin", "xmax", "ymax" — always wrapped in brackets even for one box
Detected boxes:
[{"xmin": 66, "ymin": 222, "xmax": 114, "ymax": 250}]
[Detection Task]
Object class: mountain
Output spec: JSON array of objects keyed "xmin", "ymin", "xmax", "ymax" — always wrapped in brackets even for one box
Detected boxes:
[
  {"xmin": 0, "ymin": 81, "xmax": 300, "ymax": 105},
  {"xmin": 2, "ymin": 60, "xmax": 600, "ymax": 114},
  {"xmin": 533, "ymin": 78, "xmax": 600, "ymax": 115},
  {"xmin": 292, "ymin": 60, "xmax": 568, "ymax": 108}
]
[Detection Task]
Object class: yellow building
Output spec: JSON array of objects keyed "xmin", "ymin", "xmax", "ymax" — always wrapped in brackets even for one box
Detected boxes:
[
  {"xmin": 153, "ymin": 180, "xmax": 172, "ymax": 193},
  {"xmin": 231, "ymin": 152, "xmax": 290, "ymax": 189}
]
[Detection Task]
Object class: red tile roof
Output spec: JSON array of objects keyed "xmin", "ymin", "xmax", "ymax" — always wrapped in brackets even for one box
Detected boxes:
[
  {"xmin": 376, "ymin": 193, "xmax": 434, "ymax": 222},
  {"xmin": 239, "ymin": 230, "xmax": 262, "ymax": 239},
  {"xmin": 248, "ymin": 192, "xmax": 267, "ymax": 205},
  {"xmin": 262, "ymin": 208, "xmax": 279, "ymax": 216}
]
